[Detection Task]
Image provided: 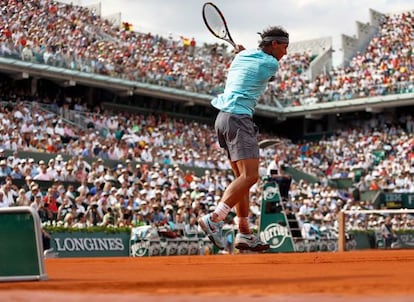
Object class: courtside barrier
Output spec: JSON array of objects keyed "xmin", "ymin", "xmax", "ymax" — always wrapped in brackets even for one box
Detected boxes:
[
  {"xmin": 130, "ymin": 226, "xmax": 215, "ymax": 256},
  {"xmin": 0, "ymin": 206, "xmax": 48, "ymax": 281},
  {"xmin": 48, "ymin": 231, "xmax": 130, "ymax": 258}
]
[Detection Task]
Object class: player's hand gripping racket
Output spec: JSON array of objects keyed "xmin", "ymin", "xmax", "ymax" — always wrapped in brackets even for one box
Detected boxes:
[{"xmin": 202, "ymin": 2, "xmax": 237, "ymax": 48}]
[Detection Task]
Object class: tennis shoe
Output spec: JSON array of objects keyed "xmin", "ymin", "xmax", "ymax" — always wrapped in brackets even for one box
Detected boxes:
[
  {"xmin": 235, "ymin": 233, "xmax": 270, "ymax": 252},
  {"xmin": 198, "ymin": 214, "xmax": 225, "ymax": 250}
]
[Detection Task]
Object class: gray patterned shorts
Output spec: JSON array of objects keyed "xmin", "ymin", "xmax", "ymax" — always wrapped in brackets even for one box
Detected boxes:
[{"xmin": 214, "ymin": 111, "xmax": 259, "ymax": 162}]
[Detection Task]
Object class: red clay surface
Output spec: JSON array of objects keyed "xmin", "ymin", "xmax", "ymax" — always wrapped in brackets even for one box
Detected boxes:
[{"xmin": 1, "ymin": 250, "xmax": 414, "ymax": 302}]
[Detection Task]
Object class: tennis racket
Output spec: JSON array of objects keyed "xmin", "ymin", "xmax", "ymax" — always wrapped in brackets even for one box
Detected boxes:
[
  {"xmin": 202, "ymin": 2, "xmax": 236, "ymax": 48},
  {"xmin": 258, "ymin": 139, "xmax": 282, "ymax": 149}
]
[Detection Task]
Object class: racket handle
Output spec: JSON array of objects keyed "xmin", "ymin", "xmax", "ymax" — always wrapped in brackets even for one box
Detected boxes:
[{"xmin": 234, "ymin": 44, "xmax": 245, "ymax": 54}]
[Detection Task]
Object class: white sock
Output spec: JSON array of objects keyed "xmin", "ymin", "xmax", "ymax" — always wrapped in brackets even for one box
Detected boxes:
[{"xmin": 212, "ymin": 202, "xmax": 231, "ymax": 222}]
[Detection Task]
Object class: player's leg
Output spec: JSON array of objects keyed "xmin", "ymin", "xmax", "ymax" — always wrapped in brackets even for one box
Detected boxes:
[
  {"xmin": 213, "ymin": 158, "xmax": 258, "ymax": 213},
  {"xmin": 232, "ymin": 159, "xmax": 269, "ymax": 252},
  {"xmin": 199, "ymin": 158, "xmax": 257, "ymax": 250},
  {"xmin": 232, "ymin": 159, "xmax": 252, "ymax": 234},
  {"xmin": 197, "ymin": 159, "xmax": 251, "ymax": 250},
  {"xmin": 199, "ymin": 112, "xmax": 259, "ymax": 250}
]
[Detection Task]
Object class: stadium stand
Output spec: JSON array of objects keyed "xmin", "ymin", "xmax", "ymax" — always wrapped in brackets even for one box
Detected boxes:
[
  {"xmin": 0, "ymin": 1, "xmax": 412, "ymax": 109},
  {"xmin": 0, "ymin": 1, "xmax": 413, "ymax": 253}
]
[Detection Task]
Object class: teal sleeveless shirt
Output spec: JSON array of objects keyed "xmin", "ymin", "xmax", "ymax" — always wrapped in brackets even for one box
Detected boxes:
[{"xmin": 211, "ymin": 49, "xmax": 279, "ymax": 116}]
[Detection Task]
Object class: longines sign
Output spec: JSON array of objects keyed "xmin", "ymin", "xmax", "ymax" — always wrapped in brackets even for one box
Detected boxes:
[{"xmin": 50, "ymin": 232, "xmax": 130, "ymax": 258}]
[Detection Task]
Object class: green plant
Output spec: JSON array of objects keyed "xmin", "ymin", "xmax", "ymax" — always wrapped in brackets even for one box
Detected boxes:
[{"xmin": 44, "ymin": 225, "xmax": 132, "ymax": 234}]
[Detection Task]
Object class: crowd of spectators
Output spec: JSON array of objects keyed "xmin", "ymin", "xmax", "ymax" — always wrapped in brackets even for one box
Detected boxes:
[
  {"xmin": 0, "ymin": 95, "xmax": 413, "ymax": 247},
  {"xmin": 266, "ymin": 10, "xmax": 414, "ymax": 106},
  {"xmin": 0, "ymin": 1, "xmax": 412, "ymax": 108},
  {"xmin": 0, "ymin": 1, "xmax": 413, "ymax": 250},
  {"xmin": 0, "ymin": 99, "xmax": 233, "ymax": 170}
]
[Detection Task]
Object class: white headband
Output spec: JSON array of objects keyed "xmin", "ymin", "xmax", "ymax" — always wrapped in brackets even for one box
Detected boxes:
[{"xmin": 262, "ymin": 36, "xmax": 289, "ymax": 44}]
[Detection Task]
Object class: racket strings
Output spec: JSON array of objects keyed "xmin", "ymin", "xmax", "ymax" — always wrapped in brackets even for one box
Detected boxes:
[{"xmin": 204, "ymin": 7, "xmax": 227, "ymax": 39}]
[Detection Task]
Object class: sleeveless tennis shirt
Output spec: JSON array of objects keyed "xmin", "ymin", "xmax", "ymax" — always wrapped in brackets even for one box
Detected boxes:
[{"xmin": 211, "ymin": 49, "xmax": 279, "ymax": 116}]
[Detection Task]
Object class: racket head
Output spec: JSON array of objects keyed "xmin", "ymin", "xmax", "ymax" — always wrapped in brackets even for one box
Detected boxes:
[{"xmin": 202, "ymin": 2, "xmax": 236, "ymax": 48}]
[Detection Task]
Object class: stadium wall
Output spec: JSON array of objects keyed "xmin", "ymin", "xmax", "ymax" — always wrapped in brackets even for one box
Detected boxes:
[{"xmin": 341, "ymin": 8, "xmax": 383, "ymax": 67}]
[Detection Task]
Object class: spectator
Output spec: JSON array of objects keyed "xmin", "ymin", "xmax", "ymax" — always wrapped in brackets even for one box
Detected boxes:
[
  {"xmin": 73, "ymin": 212, "xmax": 88, "ymax": 228},
  {"xmin": 381, "ymin": 216, "xmax": 398, "ymax": 249},
  {"xmin": 85, "ymin": 202, "xmax": 102, "ymax": 226},
  {"xmin": 102, "ymin": 207, "xmax": 116, "ymax": 226},
  {"xmin": 0, "ymin": 159, "xmax": 12, "ymax": 177}
]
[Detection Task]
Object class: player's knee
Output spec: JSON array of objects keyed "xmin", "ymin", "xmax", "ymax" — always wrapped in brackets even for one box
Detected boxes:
[{"xmin": 241, "ymin": 173, "xmax": 259, "ymax": 186}]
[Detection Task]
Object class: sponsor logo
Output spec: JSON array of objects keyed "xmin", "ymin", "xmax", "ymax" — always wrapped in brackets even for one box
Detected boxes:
[
  {"xmin": 54, "ymin": 237, "xmax": 124, "ymax": 252},
  {"xmin": 407, "ymin": 194, "xmax": 414, "ymax": 206},
  {"xmin": 399, "ymin": 234, "xmax": 414, "ymax": 247},
  {"xmin": 165, "ymin": 241, "xmax": 178, "ymax": 256},
  {"xmin": 260, "ymin": 223, "xmax": 290, "ymax": 249},
  {"xmin": 131, "ymin": 240, "xmax": 150, "ymax": 257},
  {"xmin": 263, "ymin": 185, "xmax": 280, "ymax": 201},
  {"xmin": 149, "ymin": 242, "xmax": 161, "ymax": 256},
  {"xmin": 188, "ymin": 241, "xmax": 199, "ymax": 255}
]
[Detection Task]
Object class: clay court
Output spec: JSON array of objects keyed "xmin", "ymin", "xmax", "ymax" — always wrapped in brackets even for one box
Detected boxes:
[{"xmin": 1, "ymin": 250, "xmax": 414, "ymax": 302}]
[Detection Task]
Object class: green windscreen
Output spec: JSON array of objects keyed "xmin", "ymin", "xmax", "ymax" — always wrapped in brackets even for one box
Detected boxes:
[{"xmin": 0, "ymin": 212, "xmax": 40, "ymax": 277}]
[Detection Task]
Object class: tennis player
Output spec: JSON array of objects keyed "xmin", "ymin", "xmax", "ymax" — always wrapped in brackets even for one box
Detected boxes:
[{"xmin": 199, "ymin": 26, "xmax": 289, "ymax": 251}]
